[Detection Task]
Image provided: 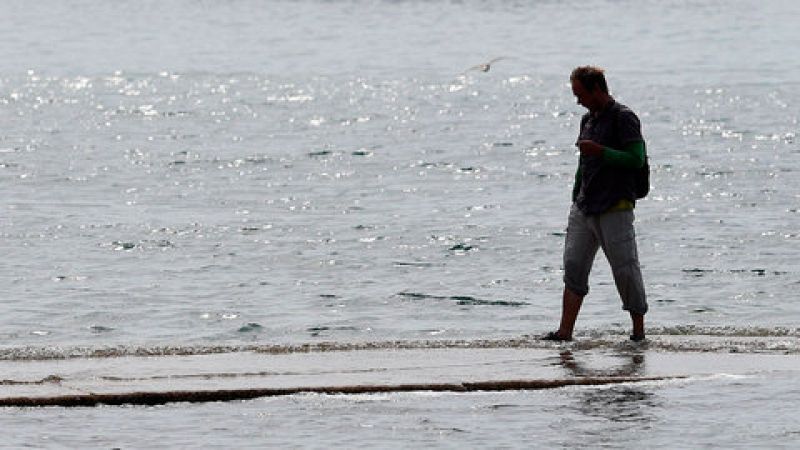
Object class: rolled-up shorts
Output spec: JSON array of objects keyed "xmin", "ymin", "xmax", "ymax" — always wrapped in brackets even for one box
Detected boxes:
[{"xmin": 562, "ymin": 203, "xmax": 648, "ymax": 315}]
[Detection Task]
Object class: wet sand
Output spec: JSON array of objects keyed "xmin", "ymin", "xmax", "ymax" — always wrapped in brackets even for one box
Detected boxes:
[{"xmin": 3, "ymin": 336, "xmax": 799, "ymax": 407}]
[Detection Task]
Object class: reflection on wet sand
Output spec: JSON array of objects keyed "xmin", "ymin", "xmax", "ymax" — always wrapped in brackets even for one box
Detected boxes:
[
  {"xmin": 558, "ymin": 351, "xmax": 645, "ymax": 378},
  {"xmin": 557, "ymin": 350, "xmax": 660, "ymax": 423}
]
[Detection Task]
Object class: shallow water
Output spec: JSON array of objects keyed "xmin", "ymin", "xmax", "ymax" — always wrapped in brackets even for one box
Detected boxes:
[
  {"xmin": 1, "ymin": 0, "xmax": 799, "ymax": 446},
  {"xmin": 1, "ymin": 0, "xmax": 798, "ymax": 350},
  {"xmin": 3, "ymin": 369, "xmax": 799, "ymax": 448}
]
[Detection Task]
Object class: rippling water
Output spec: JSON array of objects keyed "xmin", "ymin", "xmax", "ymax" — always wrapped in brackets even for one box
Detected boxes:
[
  {"xmin": 1, "ymin": 0, "xmax": 799, "ymax": 446},
  {"xmin": 6, "ymin": 373, "xmax": 799, "ymax": 448}
]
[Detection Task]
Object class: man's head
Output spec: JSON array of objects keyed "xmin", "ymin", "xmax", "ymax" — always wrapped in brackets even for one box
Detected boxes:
[{"xmin": 570, "ymin": 66, "xmax": 610, "ymax": 112}]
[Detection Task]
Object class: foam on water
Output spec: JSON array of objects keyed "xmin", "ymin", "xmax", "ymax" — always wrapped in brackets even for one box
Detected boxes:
[{"xmin": 2, "ymin": 326, "xmax": 799, "ymax": 361}]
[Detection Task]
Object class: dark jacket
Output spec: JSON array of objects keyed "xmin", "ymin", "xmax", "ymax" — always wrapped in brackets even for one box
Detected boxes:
[{"xmin": 574, "ymin": 99, "xmax": 644, "ymax": 215}]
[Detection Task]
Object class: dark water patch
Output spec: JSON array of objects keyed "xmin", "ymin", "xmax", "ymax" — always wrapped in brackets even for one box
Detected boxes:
[
  {"xmin": 414, "ymin": 161, "xmax": 454, "ymax": 169},
  {"xmin": 731, "ymin": 268, "xmax": 766, "ymax": 276},
  {"xmin": 453, "ymin": 296, "xmax": 528, "ymax": 307},
  {"xmin": 240, "ymin": 225, "xmax": 274, "ymax": 234},
  {"xmin": 682, "ymin": 268, "xmax": 712, "ymax": 276},
  {"xmin": 244, "ymin": 155, "xmax": 273, "ymax": 165},
  {"xmin": 448, "ymin": 243, "xmax": 476, "ymax": 252},
  {"xmin": 161, "ymin": 110, "xmax": 192, "ymax": 117},
  {"xmin": 109, "ymin": 240, "xmax": 174, "ymax": 251},
  {"xmin": 492, "ymin": 142, "xmax": 513, "ymax": 147},
  {"xmin": 396, "ymin": 292, "xmax": 439, "ymax": 300},
  {"xmin": 684, "ymin": 268, "xmax": 787, "ymax": 277},
  {"xmin": 488, "ymin": 403, "xmax": 520, "ymax": 410},
  {"xmin": 238, "ymin": 323, "xmax": 263, "ymax": 333},
  {"xmin": 466, "ymin": 204, "xmax": 498, "ymax": 211},
  {"xmin": 396, "ymin": 292, "xmax": 527, "ymax": 307},
  {"xmin": 419, "ymin": 418, "xmax": 468, "ymax": 433},
  {"xmin": 308, "ymin": 150, "xmax": 334, "ymax": 157},
  {"xmin": 89, "ymin": 326, "xmax": 114, "ymax": 334},
  {"xmin": 576, "ymin": 387, "xmax": 659, "ymax": 422},
  {"xmin": 52, "ymin": 275, "xmax": 89, "ymax": 282},
  {"xmin": 393, "ymin": 261, "xmax": 436, "ymax": 268},
  {"xmin": 308, "ymin": 326, "xmax": 360, "ymax": 337},
  {"xmin": 168, "ymin": 155, "xmax": 277, "ymax": 168},
  {"xmin": 697, "ymin": 169, "xmax": 734, "ymax": 178},
  {"xmin": 112, "ymin": 241, "xmax": 137, "ymax": 251}
]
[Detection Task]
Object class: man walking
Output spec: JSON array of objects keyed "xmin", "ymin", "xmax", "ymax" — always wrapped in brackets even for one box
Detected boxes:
[{"xmin": 544, "ymin": 66, "xmax": 648, "ymax": 342}]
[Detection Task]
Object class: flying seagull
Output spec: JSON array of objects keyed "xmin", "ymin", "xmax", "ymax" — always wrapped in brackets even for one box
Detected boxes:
[
  {"xmin": 450, "ymin": 57, "xmax": 511, "ymax": 91},
  {"xmin": 465, "ymin": 57, "xmax": 508, "ymax": 73}
]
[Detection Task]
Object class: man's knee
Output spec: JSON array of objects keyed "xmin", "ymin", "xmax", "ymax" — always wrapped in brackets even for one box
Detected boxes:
[
  {"xmin": 563, "ymin": 254, "xmax": 591, "ymax": 293},
  {"xmin": 624, "ymin": 302, "xmax": 648, "ymax": 316},
  {"xmin": 612, "ymin": 264, "xmax": 647, "ymax": 314},
  {"xmin": 563, "ymin": 272, "xmax": 589, "ymax": 297}
]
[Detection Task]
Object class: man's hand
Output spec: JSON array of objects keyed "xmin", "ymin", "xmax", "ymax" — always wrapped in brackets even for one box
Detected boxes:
[{"xmin": 577, "ymin": 140, "xmax": 604, "ymax": 157}]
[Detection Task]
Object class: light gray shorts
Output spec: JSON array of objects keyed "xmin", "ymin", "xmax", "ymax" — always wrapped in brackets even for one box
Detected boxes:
[{"xmin": 562, "ymin": 204, "xmax": 648, "ymax": 315}]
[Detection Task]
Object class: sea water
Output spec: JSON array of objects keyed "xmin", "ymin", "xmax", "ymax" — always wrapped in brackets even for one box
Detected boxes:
[{"xmin": 1, "ymin": 0, "xmax": 799, "ymax": 447}]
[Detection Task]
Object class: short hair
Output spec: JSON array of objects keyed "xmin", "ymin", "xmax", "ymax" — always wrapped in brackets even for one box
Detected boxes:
[{"xmin": 570, "ymin": 66, "xmax": 608, "ymax": 94}]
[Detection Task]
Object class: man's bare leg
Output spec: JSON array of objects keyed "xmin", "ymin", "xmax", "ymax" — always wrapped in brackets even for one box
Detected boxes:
[
  {"xmin": 557, "ymin": 287, "xmax": 584, "ymax": 339},
  {"xmin": 630, "ymin": 312, "xmax": 645, "ymax": 340}
]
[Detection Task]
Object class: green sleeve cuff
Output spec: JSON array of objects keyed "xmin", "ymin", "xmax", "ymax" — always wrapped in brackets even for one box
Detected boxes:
[
  {"xmin": 602, "ymin": 141, "xmax": 645, "ymax": 169},
  {"xmin": 572, "ymin": 165, "xmax": 582, "ymax": 201}
]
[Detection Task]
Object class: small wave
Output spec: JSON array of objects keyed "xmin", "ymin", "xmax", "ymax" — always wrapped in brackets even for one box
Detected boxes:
[
  {"xmin": 648, "ymin": 325, "xmax": 800, "ymax": 338},
  {"xmin": 1, "ymin": 326, "xmax": 799, "ymax": 361},
  {"xmin": 0, "ymin": 375, "xmax": 63, "ymax": 386},
  {"xmin": 680, "ymin": 267, "xmax": 790, "ymax": 277},
  {"xmin": 0, "ymin": 376, "xmax": 682, "ymax": 408},
  {"xmin": 396, "ymin": 292, "xmax": 528, "ymax": 307}
]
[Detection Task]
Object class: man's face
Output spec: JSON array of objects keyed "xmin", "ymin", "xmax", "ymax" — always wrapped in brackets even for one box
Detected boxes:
[{"xmin": 571, "ymin": 79, "xmax": 597, "ymax": 111}]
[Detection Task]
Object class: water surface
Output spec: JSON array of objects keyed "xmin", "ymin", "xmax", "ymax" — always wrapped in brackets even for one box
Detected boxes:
[{"xmin": 1, "ymin": 0, "xmax": 798, "ymax": 446}]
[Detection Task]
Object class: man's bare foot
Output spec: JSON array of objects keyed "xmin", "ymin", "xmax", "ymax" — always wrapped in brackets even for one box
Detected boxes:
[
  {"xmin": 630, "ymin": 333, "xmax": 646, "ymax": 342},
  {"xmin": 542, "ymin": 331, "xmax": 572, "ymax": 341}
]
